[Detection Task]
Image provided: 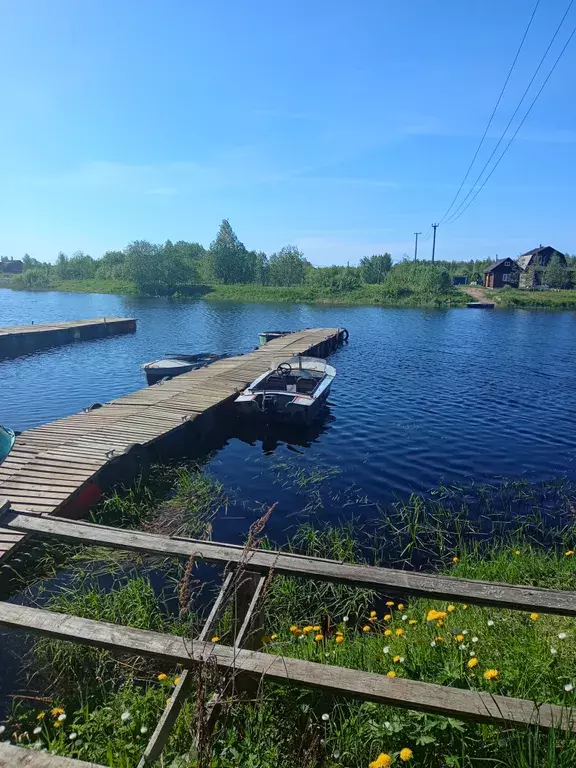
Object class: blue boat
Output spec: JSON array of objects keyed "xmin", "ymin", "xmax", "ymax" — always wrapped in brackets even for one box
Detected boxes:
[{"xmin": 0, "ymin": 424, "xmax": 15, "ymax": 464}]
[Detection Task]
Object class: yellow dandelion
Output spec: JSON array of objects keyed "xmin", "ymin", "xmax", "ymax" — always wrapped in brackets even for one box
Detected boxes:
[
  {"xmin": 386, "ymin": 601, "xmax": 394, "ymax": 607},
  {"xmin": 435, "ymin": 635, "xmax": 444, "ymax": 642},
  {"xmin": 53, "ymin": 721, "xmax": 62, "ymax": 729},
  {"xmin": 452, "ymin": 556, "xmax": 460, "ymax": 564},
  {"xmin": 303, "ymin": 625, "xmax": 314, "ymax": 635},
  {"xmin": 336, "ymin": 635, "xmax": 344, "ymax": 644},
  {"xmin": 50, "ymin": 707, "xmax": 64, "ymax": 717},
  {"xmin": 174, "ymin": 677, "xmax": 181, "ymax": 685},
  {"xmin": 261, "ymin": 635, "xmax": 272, "ymax": 644},
  {"xmin": 36, "ymin": 712, "xmax": 46, "ymax": 720},
  {"xmin": 447, "ymin": 605, "xmax": 455, "ymax": 613},
  {"xmin": 484, "ymin": 669, "xmax": 499, "ymax": 680},
  {"xmin": 463, "ymin": 604, "xmax": 469, "ymax": 610},
  {"xmin": 384, "ymin": 613, "xmax": 392, "ymax": 621},
  {"xmin": 289, "ymin": 624, "xmax": 299, "ymax": 633},
  {"xmin": 271, "ymin": 634, "xmax": 278, "ymax": 640},
  {"xmin": 363, "ymin": 625, "xmax": 371, "ymax": 633},
  {"xmin": 393, "ymin": 655, "xmax": 401, "ymax": 663},
  {"xmin": 369, "ymin": 753, "xmax": 393, "ymax": 768},
  {"xmin": 437, "ymin": 620, "xmax": 444, "ymax": 627},
  {"xmin": 312, "ymin": 625, "xmax": 321, "ymax": 632},
  {"xmin": 386, "ymin": 671, "xmax": 397, "ymax": 678},
  {"xmin": 514, "ymin": 549, "xmax": 520, "ymax": 556},
  {"xmin": 408, "ymin": 619, "xmax": 417, "ymax": 625},
  {"xmin": 211, "ymin": 635, "xmax": 220, "ymax": 643},
  {"xmin": 369, "ymin": 616, "xmax": 377, "ymax": 623},
  {"xmin": 426, "ymin": 609, "xmax": 447, "ymax": 622},
  {"xmin": 467, "ymin": 657, "xmax": 479, "ymax": 669},
  {"xmin": 315, "ymin": 633, "xmax": 324, "ymax": 642},
  {"xmin": 292, "ymin": 628, "xmax": 302, "ymax": 637},
  {"xmin": 166, "ymin": 697, "xmax": 171, "ymax": 704},
  {"xmin": 384, "ymin": 629, "xmax": 392, "ymax": 637},
  {"xmin": 336, "ymin": 630, "xmax": 344, "ymax": 636},
  {"xmin": 566, "ymin": 551, "xmax": 575, "ymax": 557},
  {"xmin": 456, "ymin": 634, "xmax": 465, "ymax": 642},
  {"xmin": 370, "ymin": 610, "xmax": 377, "ymax": 618},
  {"xmin": 530, "ymin": 613, "xmax": 539, "ymax": 621},
  {"xmin": 395, "ymin": 628, "xmax": 405, "ymax": 637},
  {"xmin": 397, "ymin": 603, "xmax": 405, "ymax": 611},
  {"xmin": 399, "ymin": 747, "xmax": 413, "ymax": 762},
  {"xmin": 157, "ymin": 673, "xmax": 168, "ymax": 681}
]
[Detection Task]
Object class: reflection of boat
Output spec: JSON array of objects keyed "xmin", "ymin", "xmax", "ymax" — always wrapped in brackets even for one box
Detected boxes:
[
  {"xmin": 235, "ymin": 355, "xmax": 335, "ymax": 424},
  {"xmin": 142, "ymin": 353, "xmax": 227, "ymax": 386},
  {"xmin": 235, "ymin": 406, "xmax": 333, "ymax": 454},
  {"xmin": 0, "ymin": 424, "xmax": 15, "ymax": 464}
]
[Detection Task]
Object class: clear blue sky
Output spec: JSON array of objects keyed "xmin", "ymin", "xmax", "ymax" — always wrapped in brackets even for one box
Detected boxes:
[{"xmin": 0, "ymin": 0, "xmax": 575, "ymax": 265}]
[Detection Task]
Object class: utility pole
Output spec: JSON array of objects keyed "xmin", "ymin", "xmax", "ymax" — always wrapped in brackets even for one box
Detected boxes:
[
  {"xmin": 431, "ymin": 223, "xmax": 439, "ymax": 262},
  {"xmin": 413, "ymin": 232, "xmax": 421, "ymax": 262}
]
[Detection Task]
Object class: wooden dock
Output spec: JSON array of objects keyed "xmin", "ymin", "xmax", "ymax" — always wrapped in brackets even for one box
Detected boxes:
[
  {"xmin": 0, "ymin": 317, "xmax": 136, "ymax": 358},
  {"xmin": 0, "ymin": 328, "xmax": 346, "ymax": 563}
]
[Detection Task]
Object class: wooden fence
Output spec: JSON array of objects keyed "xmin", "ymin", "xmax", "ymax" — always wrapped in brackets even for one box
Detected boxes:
[{"xmin": 1, "ymin": 499, "xmax": 575, "ymax": 767}]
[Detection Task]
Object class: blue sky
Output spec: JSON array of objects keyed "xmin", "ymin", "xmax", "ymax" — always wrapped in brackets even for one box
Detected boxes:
[{"xmin": 0, "ymin": 1, "xmax": 575, "ymax": 265}]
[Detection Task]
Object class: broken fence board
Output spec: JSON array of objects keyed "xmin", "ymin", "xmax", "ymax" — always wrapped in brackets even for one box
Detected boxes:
[
  {"xmin": 0, "ymin": 742, "xmax": 106, "ymax": 767},
  {"xmin": 0, "ymin": 601, "xmax": 573, "ymax": 731},
  {"xmin": 7, "ymin": 513, "xmax": 576, "ymax": 617}
]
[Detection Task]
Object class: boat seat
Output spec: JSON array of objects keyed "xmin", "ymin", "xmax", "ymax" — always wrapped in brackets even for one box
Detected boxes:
[
  {"xmin": 297, "ymin": 377, "xmax": 317, "ymax": 394},
  {"xmin": 266, "ymin": 375, "xmax": 287, "ymax": 391}
]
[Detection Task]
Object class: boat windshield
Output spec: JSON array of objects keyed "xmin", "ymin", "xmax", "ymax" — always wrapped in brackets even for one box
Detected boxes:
[{"xmin": 270, "ymin": 356, "xmax": 329, "ymax": 374}]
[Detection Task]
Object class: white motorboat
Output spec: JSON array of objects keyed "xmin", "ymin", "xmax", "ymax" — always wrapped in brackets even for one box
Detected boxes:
[{"xmin": 235, "ymin": 355, "xmax": 335, "ymax": 424}]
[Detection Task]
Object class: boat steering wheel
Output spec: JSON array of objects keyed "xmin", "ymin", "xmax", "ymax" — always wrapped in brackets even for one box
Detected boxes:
[{"xmin": 277, "ymin": 362, "xmax": 292, "ymax": 377}]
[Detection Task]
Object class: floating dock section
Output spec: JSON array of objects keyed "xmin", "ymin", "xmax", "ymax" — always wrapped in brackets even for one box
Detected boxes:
[{"xmin": 0, "ymin": 317, "xmax": 137, "ymax": 358}]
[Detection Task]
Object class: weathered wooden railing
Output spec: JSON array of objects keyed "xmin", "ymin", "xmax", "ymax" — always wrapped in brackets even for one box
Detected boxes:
[{"xmin": 1, "ymin": 500, "xmax": 576, "ymax": 768}]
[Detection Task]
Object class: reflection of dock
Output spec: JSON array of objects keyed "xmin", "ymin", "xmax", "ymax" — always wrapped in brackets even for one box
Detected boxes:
[
  {"xmin": 466, "ymin": 302, "xmax": 494, "ymax": 309},
  {"xmin": 0, "ymin": 328, "xmax": 346, "ymax": 563},
  {"xmin": 0, "ymin": 317, "xmax": 136, "ymax": 358}
]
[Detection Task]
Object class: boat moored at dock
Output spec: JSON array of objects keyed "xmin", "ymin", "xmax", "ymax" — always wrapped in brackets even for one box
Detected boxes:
[{"xmin": 235, "ymin": 355, "xmax": 335, "ymax": 424}]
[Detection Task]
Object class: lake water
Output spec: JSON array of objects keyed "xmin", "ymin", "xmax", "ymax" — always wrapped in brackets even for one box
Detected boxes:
[{"xmin": 1, "ymin": 287, "xmax": 576, "ymax": 541}]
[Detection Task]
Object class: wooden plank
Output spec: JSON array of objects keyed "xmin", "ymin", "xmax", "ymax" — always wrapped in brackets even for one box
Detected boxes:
[
  {"xmin": 0, "ymin": 601, "xmax": 572, "ymax": 731},
  {"xmin": 0, "ymin": 480, "xmax": 79, "ymax": 493},
  {"xmin": 137, "ymin": 571, "xmax": 235, "ymax": 767},
  {"xmin": 7, "ymin": 513, "xmax": 576, "ymax": 617},
  {"xmin": 0, "ymin": 742, "xmax": 107, "ymax": 767}
]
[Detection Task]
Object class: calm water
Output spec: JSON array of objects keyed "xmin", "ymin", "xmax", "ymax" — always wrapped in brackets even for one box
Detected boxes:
[{"xmin": 2, "ymin": 288, "xmax": 576, "ymax": 540}]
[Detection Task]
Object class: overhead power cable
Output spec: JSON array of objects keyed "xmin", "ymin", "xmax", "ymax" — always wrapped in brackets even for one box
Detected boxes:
[
  {"xmin": 443, "ymin": 0, "xmax": 575, "ymax": 225},
  {"xmin": 439, "ymin": 0, "xmax": 541, "ymax": 224},
  {"xmin": 446, "ymin": 20, "xmax": 576, "ymax": 225}
]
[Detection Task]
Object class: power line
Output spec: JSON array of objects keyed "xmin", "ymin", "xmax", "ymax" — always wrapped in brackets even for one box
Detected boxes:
[
  {"xmin": 446, "ymin": 20, "xmax": 576, "ymax": 225},
  {"xmin": 444, "ymin": 0, "xmax": 575, "ymax": 225},
  {"xmin": 439, "ymin": 0, "xmax": 541, "ymax": 224}
]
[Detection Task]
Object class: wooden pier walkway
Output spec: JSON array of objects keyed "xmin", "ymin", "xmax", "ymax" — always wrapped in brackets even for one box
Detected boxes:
[
  {"xmin": 0, "ymin": 328, "xmax": 346, "ymax": 562},
  {"xmin": 0, "ymin": 317, "xmax": 136, "ymax": 358}
]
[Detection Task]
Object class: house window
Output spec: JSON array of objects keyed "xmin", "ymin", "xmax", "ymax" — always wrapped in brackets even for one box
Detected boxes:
[
  {"xmin": 502, "ymin": 273, "xmax": 510, "ymax": 282},
  {"xmin": 504, "ymin": 260, "xmax": 510, "ymax": 266}
]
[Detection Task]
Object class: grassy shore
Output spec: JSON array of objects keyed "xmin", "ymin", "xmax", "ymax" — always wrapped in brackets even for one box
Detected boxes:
[{"xmin": 3, "ymin": 466, "xmax": 576, "ymax": 766}]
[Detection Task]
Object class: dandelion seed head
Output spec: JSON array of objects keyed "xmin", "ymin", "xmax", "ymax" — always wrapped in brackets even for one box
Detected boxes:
[
  {"xmin": 321, "ymin": 713, "xmax": 329, "ymax": 721},
  {"xmin": 487, "ymin": 620, "xmax": 495, "ymax": 627},
  {"xmin": 558, "ymin": 633, "xmax": 567, "ymax": 640},
  {"xmin": 551, "ymin": 647, "xmax": 558, "ymax": 655},
  {"xmin": 33, "ymin": 727, "xmax": 42, "ymax": 735},
  {"xmin": 69, "ymin": 733, "xmax": 77, "ymax": 741},
  {"xmin": 472, "ymin": 636, "xmax": 479, "ymax": 643},
  {"xmin": 121, "ymin": 711, "xmax": 131, "ymax": 723},
  {"xmin": 565, "ymin": 683, "xmax": 574, "ymax": 692}
]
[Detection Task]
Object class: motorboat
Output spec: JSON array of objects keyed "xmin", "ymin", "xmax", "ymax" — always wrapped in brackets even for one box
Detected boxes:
[
  {"xmin": 235, "ymin": 355, "xmax": 335, "ymax": 423},
  {"xmin": 0, "ymin": 424, "xmax": 15, "ymax": 464},
  {"xmin": 142, "ymin": 352, "xmax": 227, "ymax": 386}
]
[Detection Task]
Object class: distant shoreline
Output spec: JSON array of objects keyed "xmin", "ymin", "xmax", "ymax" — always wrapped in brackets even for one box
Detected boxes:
[{"xmin": 2, "ymin": 276, "xmax": 576, "ymax": 309}]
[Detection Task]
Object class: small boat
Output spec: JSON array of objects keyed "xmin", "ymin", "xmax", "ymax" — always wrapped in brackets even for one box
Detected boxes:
[
  {"xmin": 0, "ymin": 424, "xmax": 15, "ymax": 465},
  {"xmin": 142, "ymin": 352, "xmax": 227, "ymax": 386},
  {"xmin": 235, "ymin": 355, "xmax": 335, "ymax": 423},
  {"xmin": 258, "ymin": 331, "xmax": 292, "ymax": 346}
]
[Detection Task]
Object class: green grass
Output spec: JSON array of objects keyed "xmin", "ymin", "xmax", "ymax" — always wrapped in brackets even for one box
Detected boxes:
[
  {"xmin": 4, "ymin": 469, "xmax": 576, "ymax": 766},
  {"xmin": 492, "ymin": 289, "xmax": 576, "ymax": 309}
]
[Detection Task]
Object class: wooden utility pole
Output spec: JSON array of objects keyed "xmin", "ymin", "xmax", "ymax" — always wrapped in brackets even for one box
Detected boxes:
[
  {"xmin": 413, "ymin": 232, "xmax": 421, "ymax": 262},
  {"xmin": 431, "ymin": 223, "xmax": 439, "ymax": 262}
]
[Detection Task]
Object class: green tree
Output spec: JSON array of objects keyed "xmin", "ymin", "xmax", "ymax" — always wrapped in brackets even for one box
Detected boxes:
[
  {"xmin": 66, "ymin": 251, "xmax": 97, "ymax": 280},
  {"xmin": 95, "ymin": 250, "xmax": 127, "ymax": 280},
  {"xmin": 123, "ymin": 240, "xmax": 164, "ymax": 289},
  {"xmin": 359, "ymin": 253, "xmax": 392, "ymax": 283},
  {"xmin": 268, "ymin": 245, "xmax": 307, "ymax": 286},
  {"xmin": 55, "ymin": 252, "xmax": 69, "ymax": 279},
  {"xmin": 543, "ymin": 253, "xmax": 567, "ymax": 288},
  {"xmin": 209, "ymin": 219, "xmax": 248, "ymax": 283}
]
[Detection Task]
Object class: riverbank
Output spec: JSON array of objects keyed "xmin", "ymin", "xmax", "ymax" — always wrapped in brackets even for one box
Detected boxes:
[
  {"xmin": 2, "ymin": 468, "xmax": 576, "ymax": 767},
  {"xmin": 1, "ymin": 276, "xmax": 467, "ymax": 307},
  {"xmin": 4, "ymin": 275, "xmax": 576, "ymax": 309}
]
